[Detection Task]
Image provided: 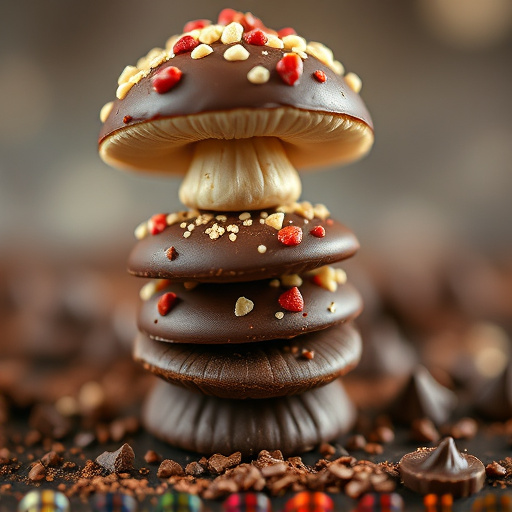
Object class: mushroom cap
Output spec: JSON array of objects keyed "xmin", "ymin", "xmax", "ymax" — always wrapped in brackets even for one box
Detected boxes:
[{"xmin": 99, "ymin": 30, "xmax": 374, "ymax": 174}]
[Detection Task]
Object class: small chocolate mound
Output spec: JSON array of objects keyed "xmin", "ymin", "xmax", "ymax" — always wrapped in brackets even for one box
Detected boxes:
[
  {"xmin": 399, "ymin": 437, "xmax": 485, "ymax": 497},
  {"xmin": 475, "ymin": 364, "xmax": 512, "ymax": 421},
  {"xmin": 389, "ymin": 365, "xmax": 457, "ymax": 425},
  {"xmin": 95, "ymin": 443, "xmax": 135, "ymax": 474}
]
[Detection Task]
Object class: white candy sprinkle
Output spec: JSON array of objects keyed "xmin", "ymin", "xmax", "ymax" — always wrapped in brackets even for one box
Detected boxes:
[
  {"xmin": 191, "ymin": 44, "xmax": 213, "ymax": 60},
  {"xmin": 229, "ymin": 233, "xmax": 237, "ymax": 242},
  {"xmin": 187, "ymin": 224, "xmax": 195, "ymax": 231},
  {"xmin": 235, "ymin": 296, "xmax": 254, "ymax": 317},
  {"xmin": 180, "ymin": 222, "xmax": 187, "ymax": 228},
  {"xmin": 221, "ymin": 22, "xmax": 244, "ymax": 44},
  {"xmin": 265, "ymin": 212, "xmax": 285, "ymax": 230},
  {"xmin": 224, "ymin": 44, "xmax": 250, "ymax": 61},
  {"xmin": 257, "ymin": 245, "xmax": 267, "ymax": 254},
  {"xmin": 275, "ymin": 312, "xmax": 285, "ymax": 319},
  {"xmin": 183, "ymin": 231, "xmax": 191, "ymax": 238}
]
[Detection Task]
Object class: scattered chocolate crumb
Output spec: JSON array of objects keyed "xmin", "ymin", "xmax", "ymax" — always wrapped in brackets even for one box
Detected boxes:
[
  {"xmin": 28, "ymin": 462, "xmax": 46, "ymax": 481},
  {"xmin": 364, "ymin": 442, "xmax": 384, "ymax": 455},
  {"xmin": 95, "ymin": 443, "xmax": 135, "ymax": 474},
  {"xmin": 410, "ymin": 418, "xmax": 440, "ymax": 443},
  {"xmin": 74, "ymin": 431, "xmax": 95, "ymax": 449},
  {"xmin": 0, "ymin": 448, "xmax": 11, "ymax": 465},
  {"xmin": 24, "ymin": 430, "xmax": 42, "ymax": 447},
  {"xmin": 29, "ymin": 404, "xmax": 71, "ymax": 439},
  {"xmin": 346, "ymin": 434, "xmax": 367, "ymax": 451},
  {"xmin": 208, "ymin": 452, "xmax": 242, "ymax": 474},
  {"xmin": 260, "ymin": 462, "xmax": 287, "ymax": 478},
  {"xmin": 41, "ymin": 451, "xmax": 63, "ymax": 467},
  {"xmin": 486, "ymin": 461, "xmax": 507, "ymax": 478},
  {"xmin": 144, "ymin": 450, "xmax": 162, "ymax": 465},
  {"xmin": 319, "ymin": 442, "xmax": 336, "ymax": 459},
  {"xmin": 368, "ymin": 426, "xmax": 395, "ymax": 444},
  {"xmin": 157, "ymin": 459, "xmax": 184, "ymax": 478},
  {"xmin": 185, "ymin": 461, "xmax": 205, "ymax": 476},
  {"xmin": 446, "ymin": 417, "xmax": 479, "ymax": 439}
]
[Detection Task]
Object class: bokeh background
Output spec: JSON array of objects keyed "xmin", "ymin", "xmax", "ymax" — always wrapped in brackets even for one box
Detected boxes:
[{"xmin": 1, "ymin": 0, "xmax": 511, "ymax": 262}]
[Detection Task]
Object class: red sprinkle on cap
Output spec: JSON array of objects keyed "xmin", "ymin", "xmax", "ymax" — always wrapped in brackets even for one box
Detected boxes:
[
  {"xmin": 243, "ymin": 28, "xmax": 268, "ymax": 46},
  {"xmin": 148, "ymin": 213, "xmax": 168, "ymax": 235},
  {"xmin": 183, "ymin": 19, "xmax": 211, "ymax": 33},
  {"xmin": 152, "ymin": 67, "xmax": 183, "ymax": 94},
  {"xmin": 310, "ymin": 225, "xmax": 326, "ymax": 238},
  {"xmin": 278, "ymin": 287, "xmax": 304, "ymax": 312},
  {"xmin": 276, "ymin": 53, "xmax": 304, "ymax": 86},
  {"xmin": 157, "ymin": 292, "xmax": 177, "ymax": 316},
  {"xmin": 173, "ymin": 35, "xmax": 199, "ymax": 55},
  {"xmin": 278, "ymin": 225, "xmax": 303, "ymax": 246},
  {"xmin": 313, "ymin": 70, "xmax": 327, "ymax": 83},
  {"xmin": 278, "ymin": 27, "xmax": 297, "ymax": 38}
]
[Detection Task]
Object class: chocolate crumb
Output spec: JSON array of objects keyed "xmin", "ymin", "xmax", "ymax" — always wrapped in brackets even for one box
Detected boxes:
[
  {"xmin": 410, "ymin": 418, "xmax": 440, "ymax": 443},
  {"xmin": 346, "ymin": 434, "xmax": 367, "ymax": 451},
  {"xmin": 74, "ymin": 431, "xmax": 95, "ymax": 448},
  {"xmin": 185, "ymin": 461, "xmax": 205, "ymax": 476},
  {"xmin": 157, "ymin": 459, "xmax": 184, "ymax": 478},
  {"xmin": 319, "ymin": 442, "xmax": 336, "ymax": 459},
  {"xmin": 368, "ymin": 426, "xmax": 395, "ymax": 444},
  {"xmin": 486, "ymin": 461, "xmax": 507, "ymax": 478},
  {"xmin": 28, "ymin": 462, "xmax": 46, "ymax": 481},
  {"xmin": 144, "ymin": 450, "xmax": 162, "ymax": 465},
  {"xmin": 95, "ymin": 443, "xmax": 135, "ymax": 474},
  {"xmin": 41, "ymin": 451, "xmax": 63, "ymax": 467},
  {"xmin": 364, "ymin": 442, "xmax": 384, "ymax": 455},
  {"xmin": 446, "ymin": 417, "xmax": 479, "ymax": 439},
  {"xmin": 208, "ymin": 452, "xmax": 242, "ymax": 474}
]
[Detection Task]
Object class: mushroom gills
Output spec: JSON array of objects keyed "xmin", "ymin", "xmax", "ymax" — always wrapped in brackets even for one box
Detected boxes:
[{"xmin": 179, "ymin": 137, "xmax": 302, "ymax": 211}]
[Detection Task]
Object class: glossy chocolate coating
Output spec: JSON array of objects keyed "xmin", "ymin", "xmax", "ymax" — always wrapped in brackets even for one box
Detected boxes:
[
  {"xmin": 134, "ymin": 323, "xmax": 361, "ymax": 399},
  {"xmin": 399, "ymin": 437, "xmax": 485, "ymax": 497},
  {"xmin": 139, "ymin": 279, "xmax": 362, "ymax": 344},
  {"xmin": 143, "ymin": 379, "xmax": 355, "ymax": 456},
  {"xmin": 99, "ymin": 43, "xmax": 373, "ymax": 173},
  {"xmin": 128, "ymin": 211, "xmax": 358, "ymax": 282}
]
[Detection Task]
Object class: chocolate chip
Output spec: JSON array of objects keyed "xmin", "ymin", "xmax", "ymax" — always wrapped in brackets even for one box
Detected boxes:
[
  {"xmin": 157, "ymin": 459, "xmax": 184, "ymax": 478},
  {"xmin": 185, "ymin": 461, "xmax": 205, "ymax": 476},
  {"xmin": 28, "ymin": 462, "xmax": 46, "ymax": 481},
  {"xmin": 95, "ymin": 443, "xmax": 135, "ymax": 474}
]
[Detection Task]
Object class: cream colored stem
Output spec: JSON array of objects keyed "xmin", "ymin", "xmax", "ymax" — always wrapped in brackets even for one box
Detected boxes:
[{"xmin": 179, "ymin": 137, "xmax": 301, "ymax": 211}]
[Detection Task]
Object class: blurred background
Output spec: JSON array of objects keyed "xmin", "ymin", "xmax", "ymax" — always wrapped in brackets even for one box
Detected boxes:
[{"xmin": 1, "ymin": 0, "xmax": 511, "ymax": 260}]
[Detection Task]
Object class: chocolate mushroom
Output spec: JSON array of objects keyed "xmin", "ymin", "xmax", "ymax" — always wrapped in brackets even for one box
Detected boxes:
[{"xmin": 98, "ymin": 10, "xmax": 374, "ymax": 211}]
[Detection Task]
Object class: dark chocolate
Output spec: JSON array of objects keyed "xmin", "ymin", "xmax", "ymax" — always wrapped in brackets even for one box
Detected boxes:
[
  {"xmin": 138, "ymin": 279, "xmax": 362, "ymax": 344},
  {"xmin": 399, "ymin": 437, "xmax": 485, "ymax": 497},
  {"xmin": 128, "ymin": 210, "xmax": 358, "ymax": 282},
  {"xmin": 143, "ymin": 379, "xmax": 355, "ymax": 456},
  {"xmin": 99, "ymin": 43, "xmax": 373, "ymax": 173},
  {"xmin": 134, "ymin": 323, "xmax": 361, "ymax": 399},
  {"xmin": 474, "ymin": 364, "xmax": 512, "ymax": 421},
  {"xmin": 389, "ymin": 365, "xmax": 457, "ymax": 426}
]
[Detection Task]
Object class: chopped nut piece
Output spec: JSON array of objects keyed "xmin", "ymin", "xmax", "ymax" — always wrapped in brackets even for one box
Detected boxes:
[
  {"xmin": 199, "ymin": 25, "xmax": 223, "ymax": 44},
  {"xmin": 306, "ymin": 42, "xmax": 334, "ymax": 65},
  {"xmin": 216, "ymin": 215, "xmax": 227, "ymax": 222},
  {"xmin": 281, "ymin": 274, "xmax": 303, "ymax": 287},
  {"xmin": 312, "ymin": 266, "xmax": 339, "ymax": 292},
  {"xmin": 235, "ymin": 297, "xmax": 254, "ymax": 317},
  {"xmin": 345, "ymin": 72, "xmax": 362, "ymax": 93},
  {"xmin": 327, "ymin": 302, "xmax": 337, "ymax": 313},
  {"xmin": 265, "ymin": 212, "xmax": 285, "ymax": 230},
  {"xmin": 266, "ymin": 34, "xmax": 284, "ymax": 49},
  {"xmin": 269, "ymin": 279, "xmax": 280, "ymax": 287},
  {"xmin": 275, "ymin": 312, "xmax": 284, "ymax": 319},
  {"xmin": 221, "ymin": 22, "xmax": 244, "ymax": 44},
  {"xmin": 191, "ymin": 44, "xmax": 213, "ymax": 59},
  {"xmin": 134, "ymin": 221, "xmax": 148, "ymax": 240},
  {"xmin": 183, "ymin": 231, "xmax": 191, "ymax": 238},
  {"xmin": 257, "ymin": 245, "xmax": 267, "ymax": 254},
  {"xmin": 313, "ymin": 203, "xmax": 330, "ymax": 220},
  {"xmin": 243, "ymin": 219, "xmax": 253, "ymax": 226},
  {"xmin": 140, "ymin": 282, "xmax": 156, "ymax": 301},
  {"xmin": 239, "ymin": 212, "xmax": 251, "ymax": 220},
  {"xmin": 118, "ymin": 65, "xmax": 138, "ymax": 85},
  {"xmin": 247, "ymin": 65, "xmax": 270, "ymax": 84},
  {"xmin": 116, "ymin": 81, "xmax": 134, "ymax": 100},
  {"xmin": 229, "ymin": 233, "xmax": 237, "ymax": 242},
  {"xmin": 157, "ymin": 459, "xmax": 184, "ymax": 478},
  {"xmin": 332, "ymin": 60, "xmax": 345, "ymax": 75},
  {"xmin": 100, "ymin": 101, "xmax": 114, "ymax": 123},
  {"xmin": 282, "ymin": 35, "xmax": 307, "ymax": 51}
]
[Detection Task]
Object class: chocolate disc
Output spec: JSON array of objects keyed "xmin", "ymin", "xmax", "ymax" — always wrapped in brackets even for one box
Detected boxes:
[
  {"xmin": 399, "ymin": 437, "xmax": 485, "ymax": 497},
  {"xmin": 139, "ymin": 279, "xmax": 362, "ymax": 344},
  {"xmin": 134, "ymin": 323, "xmax": 361, "ymax": 399},
  {"xmin": 143, "ymin": 379, "xmax": 355, "ymax": 456},
  {"xmin": 128, "ymin": 210, "xmax": 358, "ymax": 283}
]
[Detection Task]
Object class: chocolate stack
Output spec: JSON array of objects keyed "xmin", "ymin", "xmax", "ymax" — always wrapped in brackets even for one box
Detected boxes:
[{"xmin": 98, "ymin": 9, "xmax": 374, "ymax": 455}]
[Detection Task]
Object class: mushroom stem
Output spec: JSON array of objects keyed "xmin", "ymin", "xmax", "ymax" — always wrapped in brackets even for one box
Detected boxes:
[{"xmin": 179, "ymin": 137, "xmax": 302, "ymax": 211}]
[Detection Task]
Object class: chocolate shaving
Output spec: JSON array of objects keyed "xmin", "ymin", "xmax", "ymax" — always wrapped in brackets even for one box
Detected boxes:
[{"xmin": 95, "ymin": 443, "xmax": 135, "ymax": 474}]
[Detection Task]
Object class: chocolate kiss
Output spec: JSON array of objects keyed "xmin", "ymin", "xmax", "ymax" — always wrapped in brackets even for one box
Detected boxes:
[
  {"xmin": 475, "ymin": 364, "xmax": 512, "ymax": 421},
  {"xmin": 419, "ymin": 437, "xmax": 468, "ymax": 473}
]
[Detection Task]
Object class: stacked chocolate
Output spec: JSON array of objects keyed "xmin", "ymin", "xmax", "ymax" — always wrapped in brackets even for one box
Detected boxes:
[{"xmin": 98, "ymin": 9, "xmax": 374, "ymax": 456}]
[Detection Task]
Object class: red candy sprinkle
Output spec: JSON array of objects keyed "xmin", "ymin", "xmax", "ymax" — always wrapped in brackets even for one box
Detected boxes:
[
  {"xmin": 278, "ymin": 287, "xmax": 304, "ymax": 312},
  {"xmin": 278, "ymin": 225, "xmax": 303, "ymax": 246},
  {"xmin": 152, "ymin": 67, "xmax": 183, "ymax": 94},
  {"xmin": 173, "ymin": 35, "xmax": 199, "ymax": 55},
  {"xmin": 157, "ymin": 292, "xmax": 177, "ymax": 316},
  {"xmin": 218, "ymin": 8, "xmax": 238, "ymax": 25},
  {"xmin": 148, "ymin": 213, "xmax": 167, "ymax": 235},
  {"xmin": 278, "ymin": 27, "xmax": 297, "ymax": 38},
  {"xmin": 310, "ymin": 225, "xmax": 326, "ymax": 238},
  {"xmin": 243, "ymin": 28, "xmax": 268, "ymax": 46},
  {"xmin": 276, "ymin": 53, "xmax": 303, "ymax": 86},
  {"xmin": 183, "ymin": 19, "xmax": 210, "ymax": 33},
  {"xmin": 313, "ymin": 70, "xmax": 327, "ymax": 83}
]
